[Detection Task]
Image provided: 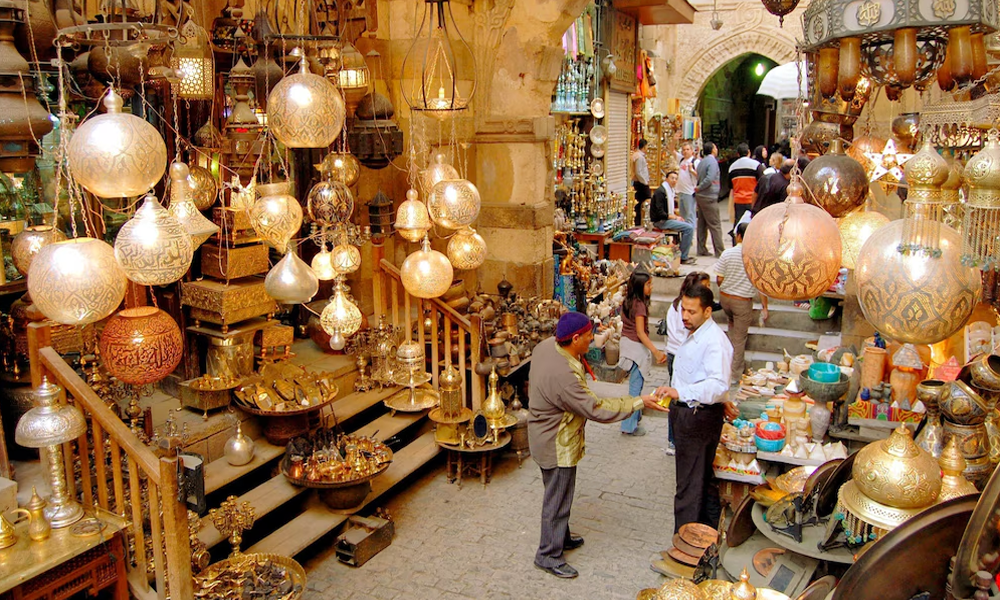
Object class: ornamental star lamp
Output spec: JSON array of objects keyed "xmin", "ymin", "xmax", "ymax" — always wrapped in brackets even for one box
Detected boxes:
[{"xmin": 865, "ymin": 139, "xmax": 913, "ymax": 183}]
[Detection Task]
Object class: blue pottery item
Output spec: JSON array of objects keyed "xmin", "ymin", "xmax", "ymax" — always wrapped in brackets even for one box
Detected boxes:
[{"xmin": 809, "ymin": 362, "xmax": 841, "ymax": 383}]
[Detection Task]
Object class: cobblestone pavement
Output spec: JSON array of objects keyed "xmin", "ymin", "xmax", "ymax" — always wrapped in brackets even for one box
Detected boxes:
[{"xmin": 300, "ymin": 391, "xmax": 677, "ymax": 600}]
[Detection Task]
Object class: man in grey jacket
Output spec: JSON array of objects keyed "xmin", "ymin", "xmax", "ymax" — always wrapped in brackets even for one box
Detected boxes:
[{"xmin": 695, "ymin": 141, "xmax": 725, "ymax": 258}]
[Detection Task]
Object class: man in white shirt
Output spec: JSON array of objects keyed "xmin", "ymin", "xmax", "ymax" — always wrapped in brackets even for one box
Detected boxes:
[
  {"xmin": 650, "ymin": 171, "xmax": 696, "ymax": 264},
  {"xmin": 715, "ymin": 222, "xmax": 769, "ymax": 383},
  {"xmin": 676, "ymin": 142, "xmax": 699, "ymax": 228},
  {"xmin": 632, "ymin": 139, "xmax": 651, "ymax": 227},
  {"xmin": 658, "ymin": 284, "xmax": 736, "ymax": 532}
]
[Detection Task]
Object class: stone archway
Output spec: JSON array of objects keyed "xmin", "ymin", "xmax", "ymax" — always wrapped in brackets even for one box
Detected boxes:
[{"xmin": 678, "ymin": 30, "xmax": 797, "ymax": 112}]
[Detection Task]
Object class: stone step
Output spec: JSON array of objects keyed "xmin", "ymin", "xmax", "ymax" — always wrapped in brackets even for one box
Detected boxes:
[
  {"xmin": 199, "ymin": 394, "xmax": 425, "ymax": 549},
  {"xmin": 649, "ymin": 295, "xmax": 840, "ymax": 334},
  {"xmin": 651, "ymin": 322, "xmax": 818, "ymax": 356},
  {"xmin": 246, "ymin": 430, "xmax": 440, "ymax": 557}
]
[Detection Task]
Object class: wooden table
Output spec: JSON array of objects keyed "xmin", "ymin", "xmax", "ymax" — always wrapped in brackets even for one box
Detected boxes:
[
  {"xmin": 0, "ymin": 510, "xmax": 128, "ymax": 600},
  {"xmin": 575, "ymin": 231, "xmax": 611, "ymax": 260},
  {"xmin": 439, "ymin": 432, "xmax": 511, "ymax": 488}
]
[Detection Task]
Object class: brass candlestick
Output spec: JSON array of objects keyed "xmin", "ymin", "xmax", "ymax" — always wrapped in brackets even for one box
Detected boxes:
[{"xmin": 209, "ymin": 495, "xmax": 255, "ymax": 559}]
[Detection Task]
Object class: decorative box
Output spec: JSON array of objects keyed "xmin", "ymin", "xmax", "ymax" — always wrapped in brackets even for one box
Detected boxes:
[
  {"xmin": 182, "ymin": 277, "xmax": 275, "ymax": 331},
  {"xmin": 179, "ymin": 378, "xmax": 236, "ymax": 418},
  {"xmin": 200, "ymin": 243, "xmax": 269, "ymax": 281},
  {"xmin": 256, "ymin": 323, "xmax": 294, "ymax": 349},
  {"xmin": 212, "ymin": 206, "xmax": 253, "ymax": 232}
]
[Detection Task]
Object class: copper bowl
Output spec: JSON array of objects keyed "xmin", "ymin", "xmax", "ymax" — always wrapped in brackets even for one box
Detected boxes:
[{"xmin": 940, "ymin": 380, "xmax": 990, "ymax": 425}]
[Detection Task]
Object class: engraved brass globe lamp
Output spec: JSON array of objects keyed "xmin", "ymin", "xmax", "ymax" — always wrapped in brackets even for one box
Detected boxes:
[
  {"xmin": 447, "ymin": 226, "xmax": 487, "ymax": 270},
  {"xmin": 311, "ymin": 246, "xmax": 337, "ymax": 281},
  {"xmin": 317, "ymin": 152, "xmax": 361, "ymax": 187},
  {"xmin": 67, "ymin": 89, "xmax": 167, "ymax": 198},
  {"xmin": 249, "ymin": 182, "xmax": 303, "ymax": 252},
  {"xmin": 27, "ymin": 237, "xmax": 127, "ymax": 326},
  {"xmin": 321, "ymin": 277, "xmax": 363, "ymax": 351},
  {"xmin": 401, "ymin": 236, "xmax": 453, "ymax": 299},
  {"xmin": 801, "ymin": 139, "xmax": 868, "ymax": 218},
  {"xmin": 12, "ymin": 225, "xmax": 66, "ymax": 277},
  {"xmin": 264, "ymin": 250, "xmax": 318, "ymax": 305},
  {"xmin": 114, "ymin": 194, "xmax": 194, "ymax": 286},
  {"xmin": 395, "ymin": 188, "xmax": 432, "ymax": 242},
  {"xmin": 742, "ymin": 178, "xmax": 842, "ymax": 300},
  {"xmin": 419, "ymin": 153, "xmax": 459, "ymax": 197},
  {"xmin": 839, "ymin": 206, "xmax": 890, "ymax": 270},
  {"xmin": 267, "ymin": 54, "xmax": 345, "ymax": 149},
  {"xmin": 98, "ymin": 306, "xmax": 183, "ymax": 386},
  {"xmin": 428, "ymin": 178, "xmax": 481, "ymax": 230}
]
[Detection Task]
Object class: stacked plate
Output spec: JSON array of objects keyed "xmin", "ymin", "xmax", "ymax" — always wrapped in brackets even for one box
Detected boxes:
[{"xmin": 650, "ymin": 522, "xmax": 719, "ymax": 578}]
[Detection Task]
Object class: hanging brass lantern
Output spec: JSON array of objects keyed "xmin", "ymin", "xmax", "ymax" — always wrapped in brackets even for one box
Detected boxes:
[
  {"xmin": 99, "ymin": 307, "xmax": 183, "ymax": 386},
  {"xmin": 368, "ymin": 190, "xmax": 394, "ymax": 235},
  {"xmin": 225, "ymin": 58, "xmax": 260, "ymax": 139},
  {"xmin": 167, "ymin": 162, "xmax": 218, "ymax": 249},
  {"xmin": 962, "ymin": 130, "xmax": 1000, "ymax": 270},
  {"xmin": 447, "ymin": 227, "xmax": 487, "ymax": 271},
  {"xmin": 395, "ymin": 188, "xmax": 432, "ymax": 242},
  {"xmin": 320, "ymin": 277, "xmax": 363, "ymax": 350},
  {"xmin": 401, "ymin": 236, "xmax": 453, "ymax": 299},
  {"xmin": 331, "ymin": 243, "xmax": 361, "ymax": 275},
  {"xmin": 188, "ymin": 164, "xmax": 218, "ymax": 211},
  {"xmin": 114, "ymin": 194, "xmax": 194, "ymax": 286},
  {"xmin": 11, "ymin": 225, "xmax": 65, "ymax": 277},
  {"xmin": 903, "ymin": 139, "xmax": 951, "ymax": 231},
  {"xmin": 760, "ymin": 0, "xmax": 799, "ymax": 26},
  {"xmin": 742, "ymin": 179, "xmax": 843, "ymax": 300},
  {"xmin": 400, "ymin": 0, "xmax": 477, "ymax": 116},
  {"xmin": 264, "ymin": 249, "xmax": 318, "ymax": 305},
  {"xmin": 316, "ymin": 152, "xmax": 361, "ymax": 187},
  {"xmin": 335, "ymin": 41, "xmax": 370, "ymax": 116},
  {"xmin": 419, "ymin": 153, "xmax": 459, "ymax": 198},
  {"xmin": 0, "ymin": 0, "xmax": 53, "ymax": 173},
  {"xmin": 839, "ymin": 206, "xmax": 890, "ymax": 270},
  {"xmin": 307, "ymin": 178, "xmax": 354, "ymax": 226},
  {"xmin": 249, "ymin": 182, "xmax": 303, "ymax": 252},
  {"xmin": 170, "ymin": 19, "xmax": 214, "ymax": 100},
  {"xmin": 267, "ymin": 53, "xmax": 345, "ymax": 149},
  {"xmin": 801, "ymin": 139, "xmax": 868, "ymax": 218},
  {"xmin": 348, "ymin": 92, "xmax": 404, "ymax": 169},
  {"xmin": 855, "ymin": 219, "xmax": 980, "ymax": 344},
  {"xmin": 27, "ymin": 237, "xmax": 127, "ymax": 326},
  {"xmin": 67, "ymin": 89, "xmax": 167, "ymax": 198},
  {"xmin": 428, "ymin": 179, "xmax": 481, "ymax": 230},
  {"xmin": 311, "ymin": 246, "xmax": 337, "ymax": 281}
]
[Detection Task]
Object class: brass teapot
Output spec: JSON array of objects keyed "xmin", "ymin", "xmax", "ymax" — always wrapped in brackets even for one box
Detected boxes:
[{"xmin": 11, "ymin": 487, "xmax": 50, "ymax": 542}]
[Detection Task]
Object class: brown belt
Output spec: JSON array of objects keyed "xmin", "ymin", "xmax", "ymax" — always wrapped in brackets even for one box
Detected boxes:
[{"xmin": 719, "ymin": 290, "xmax": 752, "ymax": 301}]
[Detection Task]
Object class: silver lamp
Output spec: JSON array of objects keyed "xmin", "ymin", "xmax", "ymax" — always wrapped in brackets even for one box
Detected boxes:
[{"xmin": 15, "ymin": 377, "xmax": 87, "ymax": 528}]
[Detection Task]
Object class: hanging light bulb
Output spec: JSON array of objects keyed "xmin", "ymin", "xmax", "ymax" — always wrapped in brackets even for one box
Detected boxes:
[
  {"xmin": 249, "ymin": 182, "xmax": 303, "ymax": 251},
  {"xmin": 401, "ymin": 235, "xmax": 454, "ymax": 298},
  {"xmin": 396, "ymin": 188, "xmax": 432, "ymax": 242},
  {"xmin": 170, "ymin": 20, "xmax": 214, "ymax": 100},
  {"xmin": 12, "ymin": 225, "xmax": 66, "ymax": 277},
  {"xmin": 264, "ymin": 249, "xmax": 319, "ymax": 304},
  {"xmin": 742, "ymin": 178, "xmax": 842, "ymax": 300},
  {"xmin": 188, "ymin": 164, "xmax": 218, "ymax": 211},
  {"xmin": 332, "ymin": 242, "xmax": 361, "ymax": 275},
  {"xmin": 335, "ymin": 41, "xmax": 371, "ymax": 116},
  {"xmin": 419, "ymin": 153, "xmax": 459, "ymax": 197},
  {"xmin": 856, "ymin": 219, "xmax": 980, "ymax": 344},
  {"xmin": 321, "ymin": 276, "xmax": 363, "ymax": 343},
  {"xmin": 447, "ymin": 226, "xmax": 487, "ymax": 270},
  {"xmin": 114, "ymin": 193, "xmax": 194, "ymax": 286},
  {"xmin": 311, "ymin": 246, "xmax": 337, "ymax": 281},
  {"xmin": 400, "ymin": 0, "xmax": 477, "ymax": 116},
  {"xmin": 27, "ymin": 238, "xmax": 127, "ymax": 326},
  {"xmin": 307, "ymin": 178, "xmax": 354, "ymax": 226},
  {"xmin": 428, "ymin": 179, "xmax": 481, "ymax": 230},
  {"xmin": 839, "ymin": 206, "xmax": 891, "ymax": 270},
  {"xmin": 316, "ymin": 152, "xmax": 361, "ymax": 187},
  {"xmin": 166, "ymin": 162, "xmax": 218, "ymax": 249},
  {"xmin": 267, "ymin": 52, "xmax": 345, "ymax": 148},
  {"xmin": 67, "ymin": 89, "xmax": 167, "ymax": 198}
]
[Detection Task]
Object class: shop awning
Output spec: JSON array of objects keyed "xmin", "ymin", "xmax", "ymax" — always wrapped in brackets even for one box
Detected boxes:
[
  {"xmin": 613, "ymin": 0, "xmax": 697, "ymax": 25},
  {"xmin": 756, "ymin": 60, "xmax": 809, "ymax": 100}
]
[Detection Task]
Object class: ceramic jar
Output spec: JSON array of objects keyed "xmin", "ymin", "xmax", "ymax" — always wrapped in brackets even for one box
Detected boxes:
[{"xmin": 810, "ymin": 401, "xmax": 832, "ymax": 442}]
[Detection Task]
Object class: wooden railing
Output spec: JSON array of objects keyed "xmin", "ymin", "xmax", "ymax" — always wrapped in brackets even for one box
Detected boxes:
[
  {"xmin": 27, "ymin": 323, "xmax": 193, "ymax": 600},
  {"xmin": 374, "ymin": 258, "xmax": 485, "ymax": 410}
]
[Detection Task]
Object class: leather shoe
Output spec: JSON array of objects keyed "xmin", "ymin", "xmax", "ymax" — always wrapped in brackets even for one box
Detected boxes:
[
  {"xmin": 535, "ymin": 562, "xmax": 579, "ymax": 578},
  {"xmin": 564, "ymin": 534, "xmax": 585, "ymax": 550},
  {"xmin": 681, "ymin": 257, "xmax": 698, "ymax": 265}
]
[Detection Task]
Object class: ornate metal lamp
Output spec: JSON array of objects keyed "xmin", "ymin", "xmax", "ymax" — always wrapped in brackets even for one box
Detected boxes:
[
  {"xmin": 400, "ymin": 0, "xmax": 477, "ymax": 116},
  {"xmin": 15, "ymin": 377, "xmax": 87, "ymax": 528},
  {"xmin": 760, "ymin": 0, "xmax": 799, "ymax": 26},
  {"xmin": 170, "ymin": 19, "xmax": 214, "ymax": 100}
]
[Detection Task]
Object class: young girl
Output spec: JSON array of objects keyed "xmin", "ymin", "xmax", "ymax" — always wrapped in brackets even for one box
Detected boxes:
[{"xmin": 618, "ymin": 270, "xmax": 667, "ymax": 436}]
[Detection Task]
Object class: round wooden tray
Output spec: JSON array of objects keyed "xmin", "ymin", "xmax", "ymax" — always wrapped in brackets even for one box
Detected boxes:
[
  {"xmin": 280, "ymin": 450, "xmax": 392, "ymax": 490},
  {"xmin": 196, "ymin": 552, "xmax": 306, "ymax": 600},
  {"xmin": 233, "ymin": 386, "xmax": 337, "ymax": 417}
]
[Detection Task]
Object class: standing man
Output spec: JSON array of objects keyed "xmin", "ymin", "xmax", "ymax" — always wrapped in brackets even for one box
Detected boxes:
[
  {"xmin": 715, "ymin": 222, "xmax": 769, "ymax": 384},
  {"xmin": 727, "ymin": 143, "xmax": 761, "ymax": 242},
  {"xmin": 650, "ymin": 171, "xmax": 696, "ymax": 265},
  {"xmin": 676, "ymin": 142, "xmax": 699, "ymax": 228},
  {"xmin": 657, "ymin": 285, "xmax": 737, "ymax": 532},
  {"xmin": 695, "ymin": 142, "xmax": 725, "ymax": 258},
  {"xmin": 528, "ymin": 312, "xmax": 669, "ymax": 578},
  {"xmin": 632, "ymin": 140, "xmax": 651, "ymax": 227},
  {"xmin": 751, "ymin": 158, "xmax": 793, "ymax": 215}
]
